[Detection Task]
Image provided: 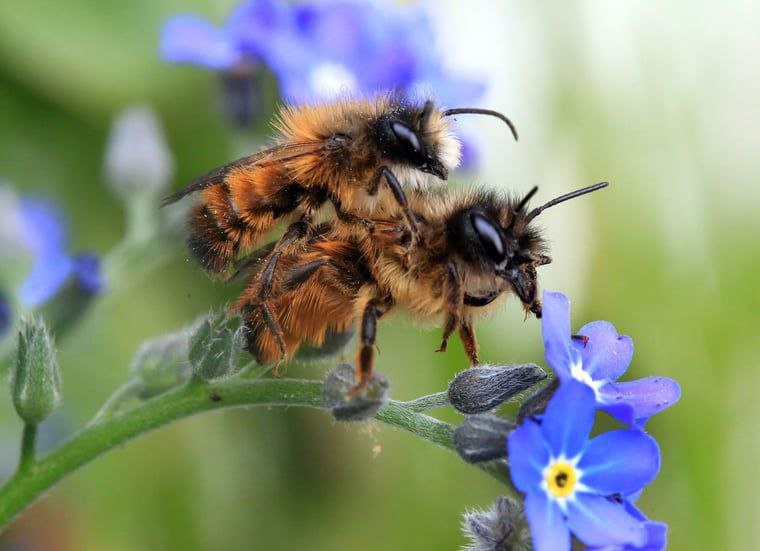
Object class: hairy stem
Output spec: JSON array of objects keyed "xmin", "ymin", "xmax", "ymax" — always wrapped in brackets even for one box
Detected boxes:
[
  {"xmin": 0, "ymin": 377, "xmax": 509, "ymax": 532},
  {"xmin": 17, "ymin": 424, "xmax": 37, "ymax": 473}
]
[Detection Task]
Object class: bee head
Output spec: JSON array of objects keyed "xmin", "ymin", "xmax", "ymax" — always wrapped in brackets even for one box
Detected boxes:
[
  {"xmin": 372, "ymin": 101, "xmax": 450, "ymax": 179},
  {"xmin": 372, "ymin": 100, "xmax": 516, "ymax": 182},
  {"xmin": 451, "ymin": 182, "xmax": 609, "ymax": 317}
]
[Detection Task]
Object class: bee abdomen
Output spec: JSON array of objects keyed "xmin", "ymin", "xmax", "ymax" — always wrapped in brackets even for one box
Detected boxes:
[{"xmin": 187, "ymin": 203, "xmax": 239, "ymax": 274}]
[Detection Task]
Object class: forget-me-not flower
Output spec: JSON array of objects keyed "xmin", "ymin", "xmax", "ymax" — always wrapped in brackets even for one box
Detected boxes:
[
  {"xmin": 508, "ymin": 380, "xmax": 661, "ymax": 551},
  {"xmin": 161, "ymin": 0, "xmax": 485, "ymax": 106},
  {"xmin": 541, "ymin": 291, "xmax": 681, "ymax": 426},
  {"xmin": 0, "ymin": 186, "xmax": 103, "ymax": 315}
]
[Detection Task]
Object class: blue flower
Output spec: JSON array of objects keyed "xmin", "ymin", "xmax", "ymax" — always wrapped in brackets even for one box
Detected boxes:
[
  {"xmin": 541, "ymin": 292, "xmax": 681, "ymax": 426},
  {"xmin": 0, "ymin": 293, "xmax": 9, "ymax": 337},
  {"xmin": 587, "ymin": 498, "xmax": 668, "ymax": 551},
  {"xmin": 161, "ymin": 0, "xmax": 485, "ymax": 106},
  {"xmin": 4, "ymin": 195, "xmax": 103, "ymax": 308},
  {"xmin": 508, "ymin": 380, "xmax": 661, "ymax": 551},
  {"xmin": 160, "ymin": 0, "xmax": 292, "ymax": 71}
]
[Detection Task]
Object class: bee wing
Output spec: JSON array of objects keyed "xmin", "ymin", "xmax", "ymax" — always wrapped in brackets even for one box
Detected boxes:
[{"xmin": 159, "ymin": 141, "xmax": 326, "ymax": 207}]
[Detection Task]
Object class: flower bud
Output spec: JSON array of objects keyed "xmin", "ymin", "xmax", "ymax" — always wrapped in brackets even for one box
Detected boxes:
[
  {"xmin": 10, "ymin": 317, "xmax": 62, "ymax": 425},
  {"xmin": 104, "ymin": 105, "xmax": 174, "ymax": 197},
  {"xmin": 448, "ymin": 364, "xmax": 547, "ymax": 414},
  {"xmin": 323, "ymin": 363, "xmax": 389, "ymax": 422},
  {"xmin": 462, "ymin": 496, "xmax": 531, "ymax": 551},
  {"xmin": 454, "ymin": 414, "xmax": 514, "ymax": 464},
  {"xmin": 517, "ymin": 378, "xmax": 559, "ymax": 424},
  {"xmin": 189, "ymin": 311, "xmax": 244, "ymax": 381},
  {"xmin": 294, "ymin": 326, "xmax": 355, "ymax": 363},
  {"xmin": 130, "ymin": 330, "xmax": 192, "ymax": 398}
]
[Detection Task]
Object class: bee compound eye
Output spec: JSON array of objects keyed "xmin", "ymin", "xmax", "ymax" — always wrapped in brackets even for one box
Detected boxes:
[
  {"xmin": 391, "ymin": 121, "xmax": 423, "ymax": 157},
  {"xmin": 470, "ymin": 211, "xmax": 506, "ymax": 262}
]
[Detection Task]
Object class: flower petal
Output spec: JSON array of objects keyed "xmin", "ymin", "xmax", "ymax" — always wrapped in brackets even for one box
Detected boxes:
[
  {"xmin": 599, "ymin": 377, "xmax": 681, "ymax": 425},
  {"xmin": 574, "ymin": 321, "xmax": 633, "ymax": 381},
  {"xmin": 578, "ymin": 430, "xmax": 660, "ymax": 495},
  {"xmin": 18, "ymin": 198, "xmax": 67, "ymax": 254},
  {"xmin": 620, "ymin": 501, "xmax": 668, "ymax": 551},
  {"xmin": 20, "ymin": 251, "xmax": 73, "ymax": 306},
  {"xmin": 524, "ymin": 492, "xmax": 570, "ymax": 551},
  {"xmin": 73, "ymin": 254, "xmax": 104, "ymax": 295},
  {"xmin": 566, "ymin": 494, "xmax": 647, "ymax": 547},
  {"xmin": 228, "ymin": 0, "xmax": 295, "ymax": 61},
  {"xmin": 640, "ymin": 521, "xmax": 668, "ymax": 551},
  {"xmin": 541, "ymin": 380, "xmax": 596, "ymax": 458},
  {"xmin": 0, "ymin": 293, "xmax": 10, "ymax": 337},
  {"xmin": 507, "ymin": 419, "xmax": 550, "ymax": 492},
  {"xmin": 541, "ymin": 291, "xmax": 576, "ymax": 380},
  {"xmin": 161, "ymin": 15, "xmax": 241, "ymax": 70}
]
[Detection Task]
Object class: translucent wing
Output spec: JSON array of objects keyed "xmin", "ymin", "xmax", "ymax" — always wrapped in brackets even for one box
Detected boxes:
[{"xmin": 159, "ymin": 141, "xmax": 326, "ymax": 207}]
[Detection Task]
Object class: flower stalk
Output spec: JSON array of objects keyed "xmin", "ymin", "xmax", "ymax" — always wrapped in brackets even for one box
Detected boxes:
[
  {"xmin": 0, "ymin": 376, "xmax": 510, "ymax": 532},
  {"xmin": 17, "ymin": 424, "xmax": 37, "ymax": 473}
]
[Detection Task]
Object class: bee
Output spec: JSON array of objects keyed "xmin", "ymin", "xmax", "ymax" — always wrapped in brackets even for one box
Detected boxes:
[
  {"xmin": 236, "ymin": 181, "xmax": 608, "ymax": 390},
  {"xmin": 161, "ymin": 96, "xmax": 517, "ymax": 306}
]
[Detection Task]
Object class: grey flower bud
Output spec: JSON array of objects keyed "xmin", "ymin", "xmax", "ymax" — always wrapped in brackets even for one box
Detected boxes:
[
  {"xmin": 10, "ymin": 317, "xmax": 62, "ymax": 425},
  {"xmin": 517, "ymin": 377, "xmax": 559, "ymax": 424},
  {"xmin": 294, "ymin": 326, "xmax": 355, "ymax": 363},
  {"xmin": 462, "ymin": 496, "xmax": 531, "ymax": 551},
  {"xmin": 189, "ymin": 311, "xmax": 245, "ymax": 382},
  {"xmin": 104, "ymin": 105, "xmax": 174, "ymax": 197},
  {"xmin": 323, "ymin": 363, "xmax": 389, "ymax": 422},
  {"xmin": 448, "ymin": 364, "xmax": 547, "ymax": 414},
  {"xmin": 130, "ymin": 330, "xmax": 192, "ymax": 398},
  {"xmin": 454, "ymin": 414, "xmax": 514, "ymax": 464}
]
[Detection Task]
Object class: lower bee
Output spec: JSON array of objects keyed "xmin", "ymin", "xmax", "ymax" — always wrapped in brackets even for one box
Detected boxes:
[
  {"xmin": 236, "ymin": 182, "xmax": 608, "ymax": 390},
  {"xmin": 161, "ymin": 94, "xmax": 517, "ymax": 283}
]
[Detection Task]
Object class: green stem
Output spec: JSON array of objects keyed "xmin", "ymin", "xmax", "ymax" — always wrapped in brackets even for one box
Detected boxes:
[
  {"xmin": 0, "ymin": 378, "xmax": 509, "ymax": 532},
  {"xmin": 17, "ymin": 424, "xmax": 37, "ymax": 473},
  {"xmin": 399, "ymin": 391, "xmax": 450, "ymax": 412}
]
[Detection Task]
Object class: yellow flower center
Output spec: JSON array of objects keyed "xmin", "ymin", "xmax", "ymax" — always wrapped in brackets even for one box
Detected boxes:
[{"xmin": 545, "ymin": 460, "xmax": 578, "ymax": 498}]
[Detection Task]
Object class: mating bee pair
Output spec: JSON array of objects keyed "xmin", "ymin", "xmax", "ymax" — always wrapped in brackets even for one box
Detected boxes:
[{"xmin": 163, "ymin": 95, "xmax": 607, "ymax": 391}]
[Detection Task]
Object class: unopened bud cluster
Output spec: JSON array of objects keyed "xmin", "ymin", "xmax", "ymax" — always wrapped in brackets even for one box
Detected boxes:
[
  {"xmin": 461, "ymin": 496, "xmax": 531, "ymax": 551},
  {"xmin": 10, "ymin": 317, "xmax": 62, "ymax": 425},
  {"xmin": 323, "ymin": 363, "xmax": 389, "ymax": 422},
  {"xmin": 189, "ymin": 311, "xmax": 245, "ymax": 381},
  {"xmin": 130, "ymin": 330, "xmax": 192, "ymax": 398},
  {"xmin": 448, "ymin": 364, "xmax": 546, "ymax": 414}
]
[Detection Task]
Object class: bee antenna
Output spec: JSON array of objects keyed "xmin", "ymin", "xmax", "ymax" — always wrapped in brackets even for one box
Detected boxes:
[
  {"xmin": 516, "ymin": 186, "xmax": 539, "ymax": 212},
  {"xmin": 526, "ymin": 182, "xmax": 609, "ymax": 222},
  {"xmin": 442, "ymin": 108, "xmax": 519, "ymax": 141}
]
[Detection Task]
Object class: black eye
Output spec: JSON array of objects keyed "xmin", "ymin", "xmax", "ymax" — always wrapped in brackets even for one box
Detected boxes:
[
  {"xmin": 391, "ymin": 121, "xmax": 423, "ymax": 158},
  {"xmin": 470, "ymin": 211, "xmax": 506, "ymax": 262}
]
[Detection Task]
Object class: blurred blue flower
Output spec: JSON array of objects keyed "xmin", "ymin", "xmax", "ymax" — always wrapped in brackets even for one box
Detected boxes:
[
  {"xmin": 508, "ymin": 380, "xmax": 661, "ymax": 551},
  {"xmin": 0, "ymin": 293, "xmax": 9, "ymax": 337},
  {"xmin": 541, "ymin": 292, "xmax": 681, "ymax": 426},
  {"xmin": 17, "ymin": 198, "xmax": 103, "ymax": 306},
  {"xmin": 161, "ymin": 0, "xmax": 485, "ymax": 106},
  {"xmin": 0, "ymin": 190, "xmax": 104, "ymax": 313}
]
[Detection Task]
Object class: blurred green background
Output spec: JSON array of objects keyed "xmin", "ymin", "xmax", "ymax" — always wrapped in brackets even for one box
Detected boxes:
[{"xmin": 0, "ymin": 0, "xmax": 758, "ymax": 549}]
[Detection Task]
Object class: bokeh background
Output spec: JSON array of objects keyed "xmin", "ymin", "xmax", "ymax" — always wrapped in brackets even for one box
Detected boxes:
[{"xmin": 1, "ymin": 0, "xmax": 758, "ymax": 549}]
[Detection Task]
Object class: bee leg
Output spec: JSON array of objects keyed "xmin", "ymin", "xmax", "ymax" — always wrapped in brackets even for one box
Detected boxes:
[
  {"xmin": 352, "ymin": 298, "xmax": 390, "ymax": 394},
  {"xmin": 258, "ymin": 215, "xmax": 312, "ymax": 299},
  {"xmin": 372, "ymin": 166, "xmax": 422, "ymax": 245},
  {"xmin": 437, "ymin": 262, "xmax": 464, "ymax": 354},
  {"xmin": 458, "ymin": 322, "xmax": 480, "ymax": 365},
  {"xmin": 260, "ymin": 301, "xmax": 286, "ymax": 375}
]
